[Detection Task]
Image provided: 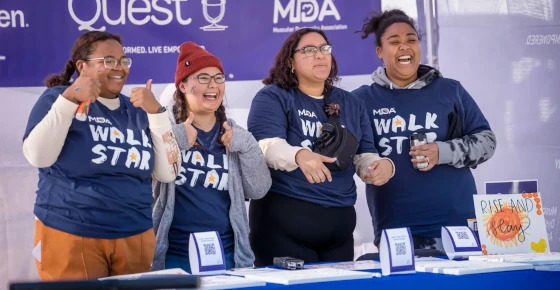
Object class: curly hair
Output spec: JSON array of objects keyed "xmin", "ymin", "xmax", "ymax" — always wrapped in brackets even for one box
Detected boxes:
[
  {"xmin": 173, "ymin": 84, "xmax": 227, "ymax": 148},
  {"xmin": 262, "ymin": 28, "xmax": 340, "ymax": 91},
  {"xmin": 359, "ymin": 9, "xmax": 420, "ymax": 47},
  {"xmin": 44, "ymin": 31, "xmax": 122, "ymax": 87}
]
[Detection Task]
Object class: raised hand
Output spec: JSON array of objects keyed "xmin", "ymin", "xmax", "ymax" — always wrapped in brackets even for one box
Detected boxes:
[
  {"xmin": 184, "ymin": 112, "xmax": 198, "ymax": 148},
  {"xmin": 62, "ymin": 69, "xmax": 101, "ymax": 104},
  {"xmin": 220, "ymin": 122, "xmax": 233, "ymax": 151},
  {"xmin": 130, "ymin": 79, "xmax": 162, "ymax": 114},
  {"xmin": 295, "ymin": 149, "xmax": 336, "ymax": 184}
]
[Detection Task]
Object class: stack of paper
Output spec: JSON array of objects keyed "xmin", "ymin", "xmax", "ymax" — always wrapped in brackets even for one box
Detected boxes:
[
  {"xmin": 469, "ymin": 252, "xmax": 560, "ymax": 266},
  {"xmin": 98, "ymin": 268, "xmax": 189, "ymax": 280},
  {"xmin": 415, "ymin": 260, "xmax": 533, "ymax": 275},
  {"xmin": 244, "ymin": 268, "xmax": 374, "ymax": 285},
  {"xmin": 225, "ymin": 267, "xmax": 284, "ymax": 277},
  {"xmin": 305, "ymin": 260, "xmax": 381, "ymax": 271},
  {"xmin": 199, "ymin": 275, "xmax": 266, "ymax": 289}
]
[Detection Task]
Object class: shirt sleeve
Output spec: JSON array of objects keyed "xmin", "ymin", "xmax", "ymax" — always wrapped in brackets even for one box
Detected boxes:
[
  {"xmin": 436, "ymin": 83, "xmax": 496, "ymax": 168},
  {"xmin": 247, "ymin": 89, "xmax": 290, "ymax": 141},
  {"xmin": 248, "ymin": 88, "xmax": 305, "ymax": 170},
  {"xmin": 356, "ymin": 96, "xmax": 378, "ymax": 155},
  {"xmin": 258, "ymin": 137, "xmax": 304, "ymax": 172},
  {"xmin": 148, "ymin": 110, "xmax": 181, "ymax": 183},
  {"xmin": 22, "ymin": 91, "xmax": 78, "ymax": 168}
]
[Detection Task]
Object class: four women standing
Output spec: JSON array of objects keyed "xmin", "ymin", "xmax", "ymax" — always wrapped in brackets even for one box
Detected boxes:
[{"xmin": 23, "ymin": 8, "xmax": 495, "ymax": 280}]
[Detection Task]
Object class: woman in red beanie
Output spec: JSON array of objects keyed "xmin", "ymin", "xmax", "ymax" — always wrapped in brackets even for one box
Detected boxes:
[{"xmin": 151, "ymin": 42, "xmax": 271, "ymax": 272}]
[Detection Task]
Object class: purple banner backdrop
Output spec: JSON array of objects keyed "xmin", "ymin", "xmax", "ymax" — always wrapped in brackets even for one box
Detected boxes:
[
  {"xmin": 0, "ymin": 0, "xmax": 382, "ymax": 87},
  {"xmin": 436, "ymin": 0, "xmax": 560, "ymax": 251}
]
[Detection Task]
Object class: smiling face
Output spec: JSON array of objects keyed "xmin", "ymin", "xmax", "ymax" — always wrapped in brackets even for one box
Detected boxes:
[
  {"xmin": 76, "ymin": 39, "xmax": 129, "ymax": 98},
  {"xmin": 376, "ymin": 22, "xmax": 421, "ymax": 87},
  {"xmin": 291, "ymin": 32, "xmax": 332, "ymax": 86},
  {"xmin": 179, "ymin": 66, "xmax": 225, "ymax": 115}
]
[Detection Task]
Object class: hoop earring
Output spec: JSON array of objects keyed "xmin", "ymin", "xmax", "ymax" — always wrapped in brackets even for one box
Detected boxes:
[{"xmin": 291, "ymin": 67, "xmax": 295, "ymax": 74}]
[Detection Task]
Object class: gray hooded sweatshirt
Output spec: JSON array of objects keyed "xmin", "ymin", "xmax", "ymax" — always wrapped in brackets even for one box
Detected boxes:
[{"xmin": 151, "ymin": 111, "xmax": 271, "ymax": 271}]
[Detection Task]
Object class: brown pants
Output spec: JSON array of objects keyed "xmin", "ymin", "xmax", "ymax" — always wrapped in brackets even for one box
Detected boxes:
[{"xmin": 33, "ymin": 219, "xmax": 155, "ymax": 281}]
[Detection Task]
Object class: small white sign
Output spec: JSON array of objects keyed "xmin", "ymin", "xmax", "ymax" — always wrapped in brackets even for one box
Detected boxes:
[
  {"xmin": 379, "ymin": 227, "xmax": 415, "ymax": 276},
  {"xmin": 189, "ymin": 231, "xmax": 226, "ymax": 276},
  {"xmin": 442, "ymin": 226, "xmax": 482, "ymax": 260}
]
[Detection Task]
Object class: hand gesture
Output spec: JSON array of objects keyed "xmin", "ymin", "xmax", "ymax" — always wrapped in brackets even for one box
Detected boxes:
[
  {"xmin": 220, "ymin": 122, "xmax": 233, "ymax": 151},
  {"xmin": 364, "ymin": 159, "xmax": 393, "ymax": 186},
  {"xmin": 295, "ymin": 149, "xmax": 336, "ymax": 184},
  {"xmin": 183, "ymin": 112, "xmax": 198, "ymax": 149},
  {"xmin": 62, "ymin": 70, "xmax": 101, "ymax": 104},
  {"xmin": 130, "ymin": 79, "xmax": 162, "ymax": 114},
  {"xmin": 410, "ymin": 143, "xmax": 439, "ymax": 171}
]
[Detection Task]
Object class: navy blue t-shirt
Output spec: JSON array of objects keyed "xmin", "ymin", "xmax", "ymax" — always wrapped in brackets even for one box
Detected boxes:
[
  {"xmin": 23, "ymin": 86, "xmax": 155, "ymax": 239},
  {"xmin": 247, "ymin": 84, "xmax": 377, "ymax": 207},
  {"xmin": 167, "ymin": 121, "xmax": 234, "ymax": 258},
  {"xmin": 352, "ymin": 78, "xmax": 491, "ymax": 244}
]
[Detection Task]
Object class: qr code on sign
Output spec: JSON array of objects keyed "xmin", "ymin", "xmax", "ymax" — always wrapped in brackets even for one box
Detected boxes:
[
  {"xmin": 395, "ymin": 242, "xmax": 406, "ymax": 256},
  {"xmin": 456, "ymin": 231, "xmax": 469, "ymax": 240},
  {"xmin": 204, "ymin": 243, "xmax": 216, "ymax": 255}
]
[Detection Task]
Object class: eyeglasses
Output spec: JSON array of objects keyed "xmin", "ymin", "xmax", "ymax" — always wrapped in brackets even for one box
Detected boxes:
[
  {"xmin": 293, "ymin": 45, "xmax": 332, "ymax": 57},
  {"xmin": 187, "ymin": 73, "xmax": 226, "ymax": 84},
  {"xmin": 86, "ymin": 56, "xmax": 133, "ymax": 70}
]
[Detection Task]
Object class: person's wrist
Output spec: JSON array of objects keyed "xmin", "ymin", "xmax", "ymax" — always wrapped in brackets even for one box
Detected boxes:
[
  {"xmin": 294, "ymin": 148, "xmax": 307, "ymax": 166},
  {"xmin": 61, "ymin": 91, "xmax": 78, "ymax": 104},
  {"xmin": 147, "ymin": 104, "xmax": 164, "ymax": 114}
]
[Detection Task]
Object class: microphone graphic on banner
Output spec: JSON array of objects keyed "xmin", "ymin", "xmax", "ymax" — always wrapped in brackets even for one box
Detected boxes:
[{"xmin": 200, "ymin": 0, "xmax": 228, "ymax": 31}]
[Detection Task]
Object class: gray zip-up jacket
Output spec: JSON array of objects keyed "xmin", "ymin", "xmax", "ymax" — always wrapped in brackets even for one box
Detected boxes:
[
  {"xmin": 370, "ymin": 65, "xmax": 496, "ymax": 168},
  {"xmin": 151, "ymin": 112, "xmax": 271, "ymax": 271}
]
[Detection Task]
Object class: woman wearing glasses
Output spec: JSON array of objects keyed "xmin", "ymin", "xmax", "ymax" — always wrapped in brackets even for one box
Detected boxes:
[
  {"xmin": 22, "ymin": 31, "xmax": 181, "ymax": 280},
  {"xmin": 246, "ymin": 28, "xmax": 395, "ymax": 266},
  {"xmin": 151, "ymin": 42, "xmax": 271, "ymax": 273}
]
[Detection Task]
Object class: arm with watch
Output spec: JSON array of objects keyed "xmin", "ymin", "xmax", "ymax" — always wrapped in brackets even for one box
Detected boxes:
[{"xmin": 130, "ymin": 81, "xmax": 182, "ymax": 183}]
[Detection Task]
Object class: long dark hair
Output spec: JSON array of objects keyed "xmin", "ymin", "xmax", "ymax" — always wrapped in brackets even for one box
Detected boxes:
[
  {"xmin": 263, "ymin": 28, "xmax": 340, "ymax": 90},
  {"xmin": 173, "ymin": 83, "xmax": 227, "ymax": 146},
  {"xmin": 44, "ymin": 31, "xmax": 122, "ymax": 87}
]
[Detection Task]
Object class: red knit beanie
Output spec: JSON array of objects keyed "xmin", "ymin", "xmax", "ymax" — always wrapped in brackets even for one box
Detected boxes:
[{"xmin": 174, "ymin": 42, "xmax": 224, "ymax": 87}]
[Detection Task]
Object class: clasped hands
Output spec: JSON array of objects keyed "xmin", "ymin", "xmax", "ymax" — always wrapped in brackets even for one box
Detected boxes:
[{"xmin": 295, "ymin": 149, "xmax": 393, "ymax": 186}]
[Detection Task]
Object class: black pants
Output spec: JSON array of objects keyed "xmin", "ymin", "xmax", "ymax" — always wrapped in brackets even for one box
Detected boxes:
[{"xmin": 249, "ymin": 192, "xmax": 356, "ymax": 267}]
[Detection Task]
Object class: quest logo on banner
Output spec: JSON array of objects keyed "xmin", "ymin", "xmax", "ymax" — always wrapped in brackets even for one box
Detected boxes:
[
  {"xmin": 272, "ymin": 0, "xmax": 347, "ymax": 33},
  {"xmin": 67, "ymin": 0, "xmax": 193, "ymax": 32}
]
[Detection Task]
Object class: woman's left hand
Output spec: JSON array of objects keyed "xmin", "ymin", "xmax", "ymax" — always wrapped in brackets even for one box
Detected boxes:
[
  {"xmin": 410, "ymin": 143, "xmax": 439, "ymax": 171},
  {"xmin": 221, "ymin": 122, "xmax": 233, "ymax": 151}
]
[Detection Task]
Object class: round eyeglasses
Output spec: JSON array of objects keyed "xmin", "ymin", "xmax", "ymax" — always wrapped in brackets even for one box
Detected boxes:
[
  {"xmin": 86, "ymin": 56, "xmax": 133, "ymax": 70},
  {"xmin": 293, "ymin": 45, "xmax": 332, "ymax": 57},
  {"xmin": 188, "ymin": 73, "xmax": 226, "ymax": 84}
]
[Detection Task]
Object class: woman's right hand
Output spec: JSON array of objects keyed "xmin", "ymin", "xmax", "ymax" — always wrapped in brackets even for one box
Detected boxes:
[
  {"xmin": 183, "ymin": 112, "xmax": 198, "ymax": 148},
  {"xmin": 295, "ymin": 149, "xmax": 336, "ymax": 183},
  {"xmin": 62, "ymin": 75, "xmax": 101, "ymax": 104}
]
